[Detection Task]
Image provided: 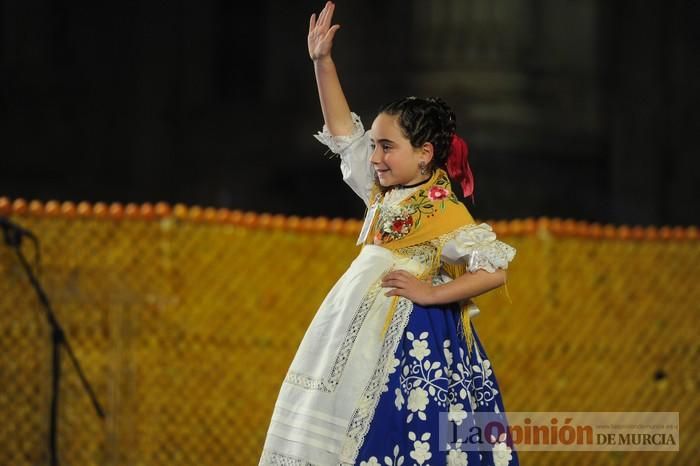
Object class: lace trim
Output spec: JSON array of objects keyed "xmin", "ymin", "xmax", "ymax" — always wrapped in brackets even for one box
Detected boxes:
[
  {"xmin": 442, "ymin": 223, "xmax": 517, "ymax": 273},
  {"xmin": 382, "ymin": 184, "xmax": 422, "ymax": 206},
  {"xmin": 339, "ymin": 296, "xmax": 414, "ymax": 463},
  {"xmin": 285, "ymin": 271, "xmax": 388, "ymax": 392},
  {"xmin": 313, "ymin": 112, "xmax": 365, "ymax": 155},
  {"xmin": 259, "ymin": 449, "xmax": 320, "ymax": 466}
]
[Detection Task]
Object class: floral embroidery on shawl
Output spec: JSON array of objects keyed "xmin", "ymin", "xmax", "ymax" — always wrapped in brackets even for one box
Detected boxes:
[{"xmin": 373, "ymin": 171, "xmax": 462, "ymax": 245}]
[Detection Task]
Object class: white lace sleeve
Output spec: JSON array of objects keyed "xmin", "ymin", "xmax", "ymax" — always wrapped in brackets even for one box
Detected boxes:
[
  {"xmin": 313, "ymin": 112, "xmax": 374, "ymax": 206},
  {"xmin": 441, "ymin": 223, "xmax": 517, "ymax": 273}
]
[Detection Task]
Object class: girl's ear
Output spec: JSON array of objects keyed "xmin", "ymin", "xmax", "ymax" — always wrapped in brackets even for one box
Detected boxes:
[{"xmin": 421, "ymin": 142, "xmax": 435, "ymax": 165}]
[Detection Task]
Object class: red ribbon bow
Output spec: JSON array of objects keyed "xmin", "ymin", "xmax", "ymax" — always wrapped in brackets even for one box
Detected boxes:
[{"xmin": 446, "ymin": 134, "xmax": 475, "ymax": 202}]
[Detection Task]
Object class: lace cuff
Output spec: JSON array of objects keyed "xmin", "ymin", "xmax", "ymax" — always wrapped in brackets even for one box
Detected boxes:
[
  {"xmin": 313, "ymin": 112, "xmax": 365, "ymax": 154},
  {"xmin": 452, "ymin": 223, "xmax": 516, "ymax": 273}
]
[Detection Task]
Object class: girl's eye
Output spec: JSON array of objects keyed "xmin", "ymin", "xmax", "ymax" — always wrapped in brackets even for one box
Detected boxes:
[{"xmin": 370, "ymin": 142, "xmax": 391, "ymax": 152}]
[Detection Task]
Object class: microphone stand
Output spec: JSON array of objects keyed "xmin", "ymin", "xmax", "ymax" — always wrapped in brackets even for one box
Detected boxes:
[{"xmin": 1, "ymin": 217, "xmax": 105, "ymax": 466}]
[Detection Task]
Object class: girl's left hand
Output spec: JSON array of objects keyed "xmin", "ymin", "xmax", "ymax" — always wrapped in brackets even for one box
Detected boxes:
[{"xmin": 381, "ymin": 270, "xmax": 436, "ymax": 306}]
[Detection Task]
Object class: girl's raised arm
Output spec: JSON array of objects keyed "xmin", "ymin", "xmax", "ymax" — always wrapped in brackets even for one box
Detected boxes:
[{"xmin": 308, "ymin": 2, "xmax": 354, "ymax": 136}]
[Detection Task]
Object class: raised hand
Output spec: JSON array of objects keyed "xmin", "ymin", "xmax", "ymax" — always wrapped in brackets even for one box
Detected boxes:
[{"xmin": 308, "ymin": 1, "xmax": 341, "ymax": 61}]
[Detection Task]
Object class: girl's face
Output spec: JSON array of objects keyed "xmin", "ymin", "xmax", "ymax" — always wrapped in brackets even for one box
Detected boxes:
[{"xmin": 369, "ymin": 113, "xmax": 433, "ymax": 187}]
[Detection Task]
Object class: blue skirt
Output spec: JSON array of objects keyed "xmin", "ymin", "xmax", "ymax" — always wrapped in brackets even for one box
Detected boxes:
[{"xmin": 355, "ymin": 302, "xmax": 519, "ymax": 466}]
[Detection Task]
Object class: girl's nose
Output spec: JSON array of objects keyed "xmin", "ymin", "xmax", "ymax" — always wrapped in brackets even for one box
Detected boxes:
[{"xmin": 369, "ymin": 145, "xmax": 382, "ymax": 164}]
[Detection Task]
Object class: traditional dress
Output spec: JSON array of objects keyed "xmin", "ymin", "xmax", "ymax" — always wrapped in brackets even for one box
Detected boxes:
[{"xmin": 259, "ymin": 113, "xmax": 519, "ymax": 466}]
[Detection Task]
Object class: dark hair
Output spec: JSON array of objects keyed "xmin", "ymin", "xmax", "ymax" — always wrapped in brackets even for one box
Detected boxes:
[{"xmin": 377, "ymin": 96, "xmax": 456, "ymax": 172}]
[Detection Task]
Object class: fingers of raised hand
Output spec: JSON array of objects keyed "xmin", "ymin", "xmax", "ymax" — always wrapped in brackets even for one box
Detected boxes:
[
  {"xmin": 316, "ymin": 2, "xmax": 329, "ymax": 30},
  {"xmin": 325, "ymin": 24, "xmax": 340, "ymax": 41},
  {"xmin": 321, "ymin": 2, "xmax": 334, "ymax": 27}
]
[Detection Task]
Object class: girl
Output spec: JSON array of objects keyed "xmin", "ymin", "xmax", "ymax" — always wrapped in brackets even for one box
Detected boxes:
[{"xmin": 260, "ymin": 3, "xmax": 519, "ymax": 465}]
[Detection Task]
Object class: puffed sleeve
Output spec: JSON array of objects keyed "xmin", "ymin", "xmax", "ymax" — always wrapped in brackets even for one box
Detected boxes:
[
  {"xmin": 313, "ymin": 112, "xmax": 374, "ymax": 206},
  {"xmin": 441, "ymin": 223, "xmax": 516, "ymax": 273}
]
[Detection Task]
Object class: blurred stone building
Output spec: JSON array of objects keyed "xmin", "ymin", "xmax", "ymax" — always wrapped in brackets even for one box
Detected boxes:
[{"xmin": 1, "ymin": 0, "xmax": 697, "ymax": 225}]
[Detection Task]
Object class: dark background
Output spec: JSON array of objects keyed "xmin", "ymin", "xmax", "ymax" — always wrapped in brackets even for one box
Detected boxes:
[{"xmin": 1, "ymin": 0, "xmax": 698, "ymax": 224}]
